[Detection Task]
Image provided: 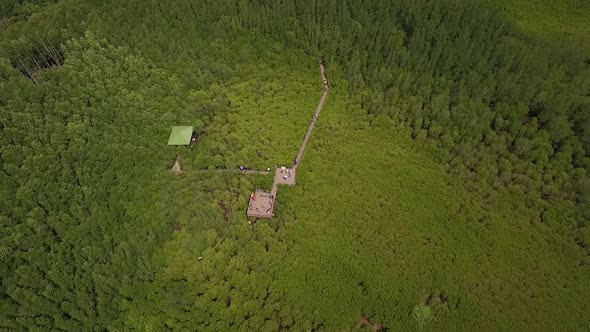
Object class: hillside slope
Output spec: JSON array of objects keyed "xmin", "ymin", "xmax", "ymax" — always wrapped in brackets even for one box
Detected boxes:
[{"xmin": 488, "ymin": 0, "xmax": 590, "ymax": 50}]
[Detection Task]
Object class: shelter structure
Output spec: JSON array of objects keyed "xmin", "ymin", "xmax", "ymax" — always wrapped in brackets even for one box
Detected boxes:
[
  {"xmin": 167, "ymin": 126, "xmax": 194, "ymax": 145},
  {"xmin": 247, "ymin": 190, "xmax": 274, "ymax": 219},
  {"xmin": 171, "ymin": 156, "xmax": 182, "ymax": 175}
]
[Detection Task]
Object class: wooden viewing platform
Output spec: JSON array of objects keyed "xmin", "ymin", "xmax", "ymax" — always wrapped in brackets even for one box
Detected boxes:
[
  {"xmin": 247, "ymin": 167, "xmax": 296, "ymax": 219},
  {"xmin": 247, "ymin": 190, "xmax": 275, "ymax": 218}
]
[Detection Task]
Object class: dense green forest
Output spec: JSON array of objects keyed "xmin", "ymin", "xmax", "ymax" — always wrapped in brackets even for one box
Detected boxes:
[{"xmin": 1, "ymin": 0, "xmax": 589, "ymax": 330}]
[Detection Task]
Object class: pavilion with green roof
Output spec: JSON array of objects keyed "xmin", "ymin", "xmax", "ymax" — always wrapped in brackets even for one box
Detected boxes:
[{"xmin": 167, "ymin": 126, "xmax": 194, "ymax": 145}]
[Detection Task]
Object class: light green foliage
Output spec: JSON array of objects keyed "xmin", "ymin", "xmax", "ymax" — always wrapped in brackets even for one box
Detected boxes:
[
  {"xmin": 487, "ymin": 0, "xmax": 590, "ymax": 50},
  {"xmin": 189, "ymin": 62, "xmax": 320, "ymax": 170},
  {"xmin": 413, "ymin": 305, "xmax": 432, "ymax": 327},
  {"xmin": 0, "ymin": 0, "xmax": 589, "ymax": 331}
]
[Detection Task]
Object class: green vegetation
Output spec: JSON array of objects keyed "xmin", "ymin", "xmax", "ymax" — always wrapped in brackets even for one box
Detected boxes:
[
  {"xmin": 487, "ymin": 0, "xmax": 590, "ymax": 50},
  {"xmin": 1, "ymin": 0, "xmax": 589, "ymax": 330},
  {"xmin": 413, "ymin": 305, "xmax": 433, "ymax": 327}
]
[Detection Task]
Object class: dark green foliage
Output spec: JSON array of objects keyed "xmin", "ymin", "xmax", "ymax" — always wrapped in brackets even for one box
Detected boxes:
[
  {"xmin": 0, "ymin": 0, "xmax": 57, "ymax": 20},
  {"xmin": 0, "ymin": 0, "xmax": 589, "ymax": 330}
]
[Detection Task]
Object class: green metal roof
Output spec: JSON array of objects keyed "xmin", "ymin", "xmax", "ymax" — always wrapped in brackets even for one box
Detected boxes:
[{"xmin": 167, "ymin": 126, "xmax": 193, "ymax": 145}]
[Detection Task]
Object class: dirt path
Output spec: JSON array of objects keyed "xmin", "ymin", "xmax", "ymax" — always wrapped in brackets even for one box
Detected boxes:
[{"xmin": 194, "ymin": 169, "xmax": 272, "ymax": 175}]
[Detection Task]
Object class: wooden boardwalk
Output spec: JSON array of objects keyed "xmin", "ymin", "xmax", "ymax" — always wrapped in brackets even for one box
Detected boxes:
[
  {"xmin": 293, "ymin": 60, "xmax": 329, "ymax": 171},
  {"xmin": 187, "ymin": 60, "xmax": 329, "ymax": 219},
  {"xmin": 248, "ymin": 60, "xmax": 329, "ymax": 219},
  {"xmin": 194, "ymin": 169, "xmax": 272, "ymax": 175}
]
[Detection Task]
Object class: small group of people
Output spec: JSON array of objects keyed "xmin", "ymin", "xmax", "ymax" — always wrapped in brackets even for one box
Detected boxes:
[
  {"xmin": 248, "ymin": 202, "xmax": 273, "ymax": 216},
  {"xmin": 279, "ymin": 167, "xmax": 292, "ymax": 180},
  {"xmin": 250, "ymin": 206, "xmax": 264, "ymax": 212},
  {"xmin": 249, "ymin": 192, "xmax": 274, "ymax": 210}
]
